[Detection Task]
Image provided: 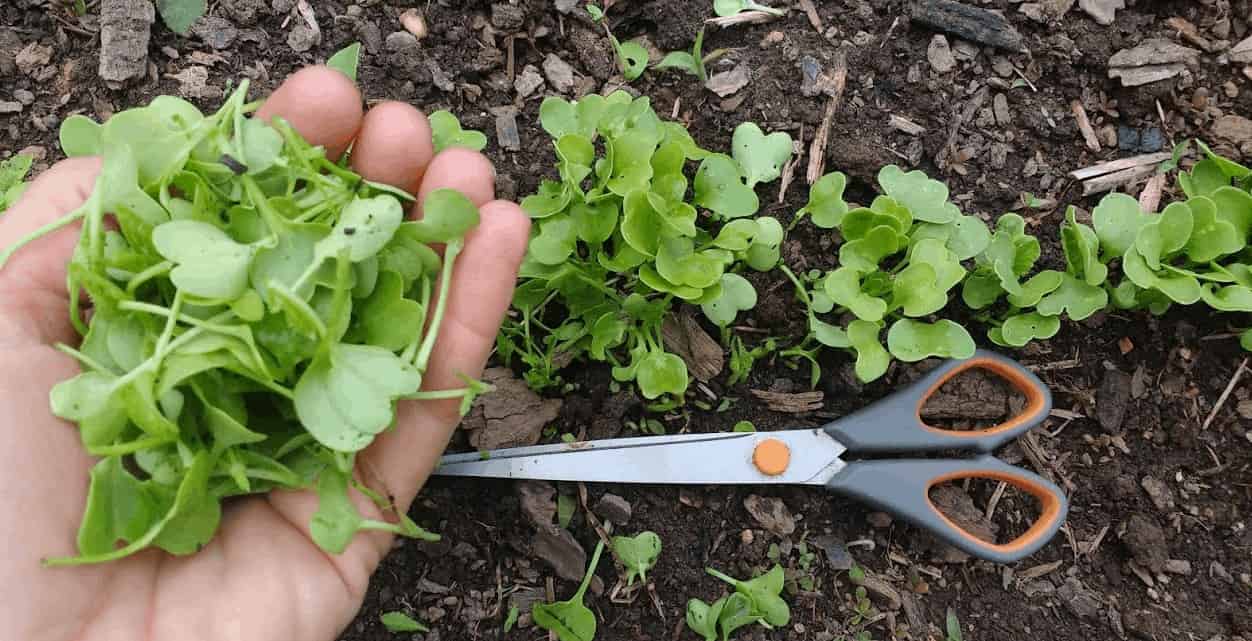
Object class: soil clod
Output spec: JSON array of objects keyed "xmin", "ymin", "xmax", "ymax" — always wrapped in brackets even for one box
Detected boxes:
[
  {"xmin": 595, "ymin": 493, "xmax": 632, "ymax": 525},
  {"xmin": 1121, "ymin": 513, "xmax": 1168, "ymax": 574},
  {"xmin": 743, "ymin": 494, "xmax": 796, "ymax": 537},
  {"xmin": 531, "ymin": 525, "xmax": 588, "ymax": 583},
  {"xmin": 461, "ymin": 368, "xmax": 562, "ymax": 450},
  {"xmin": 98, "ymin": 0, "xmax": 154, "ymax": 83},
  {"xmin": 1097, "ymin": 368, "xmax": 1132, "ymax": 433}
]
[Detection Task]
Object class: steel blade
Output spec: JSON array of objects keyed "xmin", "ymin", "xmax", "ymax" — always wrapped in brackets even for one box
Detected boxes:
[{"xmin": 433, "ymin": 429, "xmax": 847, "ymax": 485}]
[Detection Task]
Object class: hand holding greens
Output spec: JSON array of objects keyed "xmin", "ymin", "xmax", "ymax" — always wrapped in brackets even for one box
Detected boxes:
[{"xmin": 5, "ymin": 80, "xmax": 486, "ymax": 565}]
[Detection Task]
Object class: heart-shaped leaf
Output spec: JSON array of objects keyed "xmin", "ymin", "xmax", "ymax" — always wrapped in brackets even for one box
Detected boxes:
[
  {"xmin": 840, "ymin": 225, "xmax": 903, "ymax": 272},
  {"xmin": 732, "ymin": 122, "xmax": 792, "ymax": 188},
  {"xmin": 711, "ymin": 219, "xmax": 759, "ymax": 251},
  {"xmin": 571, "ymin": 199, "xmax": 619, "ymax": 245},
  {"xmin": 410, "ymin": 188, "xmax": 481, "ymax": 244},
  {"xmin": 540, "ymin": 95, "xmax": 606, "ymax": 141},
  {"xmin": 622, "ymin": 190, "xmax": 663, "ymax": 256},
  {"xmin": 798, "ymin": 172, "xmax": 849, "ymax": 228},
  {"xmin": 1178, "ymin": 158, "xmax": 1231, "ymax": 198},
  {"xmin": 744, "ymin": 217, "xmax": 783, "ymax": 271},
  {"xmin": 685, "ymin": 598, "xmax": 725, "ymax": 641},
  {"xmin": 656, "ymin": 238, "xmax": 724, "ymax": 289},
  {"xmin": 1060, "ymin": 206, "xmax": 1107, "ymax": 286},
  {"xmin": 694, "ymin": 154, "xmax": 759, "ymax": 219},
  {"xmin": 153, "ymin": 220, "xmax": 255, "ymax": 300},
  {"xmin": 1092, "ymin": 193, "xmax": 1146, "ymax": 259},
  {"xmin": 557, "ymin": 134, "xmax": 596, "ymax": 189},
  {"xmin": 1005, "ymin": 270, "xmax": 1064, "ymax": 308},
  {"xmin": 991, "ymin": 312, "xmax": 1061, "ymax": 348},
  {"xmin": 877, "ymin": 165, "xmax": 958, "ymax": 224},
  {"xmin": 847, "ymin": 319, "xmax": 889, "ymax": 382},
  {"xmin": 529, "ymin": 216, "xmax": 579, "ymax": 266},
  {"xmin": 824, "ymin": 267, "xmax": 887, "ymax": 322},
  {"xmin": 887, "ymin": 319, "xmax": 975, "ymax": 362},
  {"xmin": 1135, "ymin": 201, "xmax": 1194, "ymax": 269},
  {"xmin": 430, "ymin": 110, "xmax": 487, "ymax": 153},
  {"xmin": 1036, "ymin": 273, "xmax": 1109, "ymax": 321},
  {"xmin": 961, "ymin": 269, "xmax": 1004, "ymax": 310},
  {"xmin": 1183, "ymin": 195, "xmax": 1242, "ymax": 262},
  {"xmin": 294, "ymin": 344, "xmax": 423, "ymax": 452},
  {"xmin": 892, "ymin": 262, "xmax": 948, "ymax": 317},
  {"xmin": 607, "ymin": 131, "xmax": 660, "ymax": 196},
  {"xmin": 636, "ymin": 351, "xmax": 688, "ymax": 399},
  {"xmin": 908, "ymin": 238, "xmax": 965, "ymax": 293},
  {"xmin": 612, "ymin": 531, "xmax": 662, "ymax": 585},
  {"xmin": 701, "ymin": 273, "xmax": 757, "ymax": 326}
]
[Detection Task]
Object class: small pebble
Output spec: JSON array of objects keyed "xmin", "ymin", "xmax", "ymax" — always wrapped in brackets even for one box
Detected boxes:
[
  {"xmin": 1225, "ymin": 81, "xmax": 1239, "ymax": 98},
  {"xmin": 740, "ymin": 529, "xmax": 755, "ymax": 545}
]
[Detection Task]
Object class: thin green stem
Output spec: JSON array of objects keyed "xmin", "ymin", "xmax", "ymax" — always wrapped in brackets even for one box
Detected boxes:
[
  {"xmin": 87, "ymin": 435, "xmax": 176, "ymax": 457},
  {"xmin": 54, "ymin": 343, "xmax": 113, "ymax": 373},
  {"xmin": 125, "ymin": 261, "xmax": 173, "ymax": 296},
  {"xmin": 153, "ymin": 289, "xmax": 184, "ymax": 357},
  {"xmin": 0, "ymin": 206, "xmax": 87, "ymax": 269},
  {"xmin": 413, "ymin": 241, "xmax": 461, "ymax": 372},
  {"xmin": 573, "ymin": 539, "xmax": 607, "ymax": 601},
  {"xmin": 403, "ymin": 388, "xmax": 472, "ymax": 401},
  {"xmin": 400, "ymin": 278, "xmax": 432, "ymax": 364}
]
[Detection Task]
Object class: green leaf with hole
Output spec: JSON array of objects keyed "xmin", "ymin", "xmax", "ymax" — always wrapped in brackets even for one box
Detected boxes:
[{"xmin": 732, "ymin": 122, "xmax": 792, "ymax": 188}]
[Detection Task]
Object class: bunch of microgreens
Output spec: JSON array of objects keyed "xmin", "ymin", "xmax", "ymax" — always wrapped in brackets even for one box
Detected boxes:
[
  {"xmin": 0, "ymin": 47, "xmax": 493, "ymax": 565},
  {"xmin": 686, "ymin": 564, "xmax": 790, "ymax": 641},
  {"xmin": 498, "ymin": 91, "xmax": 792, "ymax": 404}
]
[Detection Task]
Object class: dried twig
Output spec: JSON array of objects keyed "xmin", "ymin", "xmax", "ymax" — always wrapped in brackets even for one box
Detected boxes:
[
  {"xmin": 1069, "ymin": 152, "xmax": 1171, "ymax": 180},
  {"xmin": 778, "ymin": 124, "xmax": 804, "ymax": 203},
  {"xmin": 881, "ymin": 16, "xmax": 901, "ymax": 48},
  {"xmin": 937, "ymin": 87, "xmax": 988, "ymax": 171},
  {"xmin": 805, "ymin": 52, "xmax": 847, "ymax": 184},
  {"xmin": 1138, "ymin": 173, "xmax": 1164, "ymax": 213},
  {"xmin": 798, "ymin": 0, "xmax": 823, "ymax": 32},
  {"xmin": 984, "ymin": 481, "xmax": 1007, "ymax": 521},
  {"xmin": 1012, "ymin": 65, "xmax": 1037, "ymax": 92},
  {"xmin": 1202, "ymin": 357, "xmax": 1248, "ymax": 430},
  {"xmin": 889, "ymin": 114, "xmax": 926, "ymax": 136},
  {"xmin": 1024, "ymin": 357, "xmax": 1082, "ymax": 372},
  {"xmin": 705, "ymin": 11, "xmax": 782, "ymax": 27},
  {"xmin": 1080, "ymin": 164, "xmax": 1158, "ymax": 196},
  {"xmin": 1070, "ymin": 99, "xmax": 1101, "ymax": 152}
]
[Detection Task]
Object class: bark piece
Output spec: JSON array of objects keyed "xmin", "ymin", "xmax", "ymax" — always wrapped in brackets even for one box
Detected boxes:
[
  {"xmin": 518, "ymin": 480, "xmax": 557, "ymax": 528},
  {"xmin": 532, "ymin": 525, "xmax": 587, "ymax": 582},
  {"xmin": 1097, "ymin": 368, "xmax": 1132, "ymax": 433},
  {"xmin": 749, "ymin": 389, "xmax": 823, "ymax": 413},
  {"xmin": 661, "ymin": 312, "xmax": 724, "ymax": 382},
  {"xmin": 462, "ymin": 368, "xmax": 562, "ymax": 450},
  {"xmin": 744, "ymin": 495, "xmax": 796, "ymax": 537},
  {"xmin": 99, "ymin": 0, "xmax": 154, "ymax": 83},
  {"xmin": 908, "ymin": 0, "xmax": 1027, "ymax": 53}
]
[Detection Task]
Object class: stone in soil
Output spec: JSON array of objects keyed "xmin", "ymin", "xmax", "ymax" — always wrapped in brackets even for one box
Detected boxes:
[
  {"xmin": 491, "ymin": 3, "xmax": 527, "ymax": 31},
  {"xmin": 1056, "ymin": 576, "xmax": 1103, "ymax": 621},
  {"xmin": 1139, "ymin": 476, "xmax": 1174, "ymax": 512},
  {"xmin": 1212, "ymin": 114, "xmax": 1252, "ymax": 147},
  {"xmin": 743, "ymin": 494, "xmax": 796, "ymax": 537},
  {"xmin": 1097, "ymin": 368, "xmax": 1132, "ymax": 432},
  {"xmin": 594, "ymin": 493, "xmax": 632, "ymax": 524},
  {"xmin": 542, "ymin": 54, "xmax": 577, "ymax": 94},
  {"xmin": 517, "ymin": 480, "xmax": 557, "ymax": 528},
  {"xmin": 1079, "ymin": 0, "xmax": 1123, "ymax": 25},
  {"xmin": 1121, "ymin": 513, "xmax": 1168, "ymax": 574},
  {"xmin": 811, "ymin": 535, "xmax": 854, "ymax": 570},
  {"xmin": 222, "ymin": 0, "xmax": 269, "ymax": 26},
  {"xmin": 288, "ymin": 24, "xmax": 322, "ymax": 53},
  {"xmin": 927, "ymin": 35, "xmax": 956, "ymax": 73},
  {"xmin": 531, "ymin": 525, "xmax": 587, "ymax": 583},
  {"xmin": 493, "ymin": 107, "xmax": 521, "ymax": 151},
  {"xmin": 514, "ymin": 64, "xmax": 545, "ymax": 98},
  {"xmin": 0, "ymin": 101, "xmax": 20, "ymax": 114},
  {"xmin": 191, "ymin": 16, "xmax": 241, "ymax": 50},
  {"xmin": 99, "ymin": 0, "xmax": 154, "ymax": 83},
  {"xmin": 908, "ymin": 0, "xmax": 1026, "ymax": 52}
]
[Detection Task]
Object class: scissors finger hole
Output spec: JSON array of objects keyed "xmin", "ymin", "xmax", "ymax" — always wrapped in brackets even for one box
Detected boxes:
[
  {"xmin": 926, "ymin": 473, "xmax": 1062, "ymax": 552},
  {"xmin": 917, "ymin": 358, "xmax": 1047, "ymax": 437}
]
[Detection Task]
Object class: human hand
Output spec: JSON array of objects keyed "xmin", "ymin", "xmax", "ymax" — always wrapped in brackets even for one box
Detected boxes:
[{"xmin": 0, "ymin": 66, "xmax": 530, "ymax": 641}]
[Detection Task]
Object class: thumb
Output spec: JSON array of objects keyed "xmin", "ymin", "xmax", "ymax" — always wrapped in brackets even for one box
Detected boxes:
[{"xmin": 0, "ymin": 156, "xmax": 101, "ymax": 346}]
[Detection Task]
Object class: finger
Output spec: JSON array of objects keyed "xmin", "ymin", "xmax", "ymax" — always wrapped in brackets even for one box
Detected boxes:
[
  {"xmin": 0, "ymin": 157, "xmax": 101, "ymax": 345},
  {"xmin": 256, "ymin": 65, "xmax": 364, "ymax": 161},
  {"xmin": 413, "ymin": 148, "xmax": 497, "ymax": 216},
  {"xmin": 349, "ymin": 101, "xmax": 434, "ymax": 195},
  {"xmin": 364, "ymin": 199, "xmax": 531, "ymax": 512}
]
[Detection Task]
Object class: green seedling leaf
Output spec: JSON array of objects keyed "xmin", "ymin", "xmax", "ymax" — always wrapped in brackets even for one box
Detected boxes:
[
  {"xmin": 878, "ymin": 165, "xmax": 959, "ymax": 224},
  {"xmin": 327, "ymin": 42, "xmax": 362, "ymax": 81},
  {"xmin": 586, "ymin": 4, "xmax": 605, "ymax": 20},
  {"xmin": 1122, "ymin": 245, "xmax": 1202, "ymax": 304},
  {"xmin": 706, "ymin": 564, "xmax": 790, "ymax": 627},
  {"xmin": 381, "ymin": 611, "xmax": 429, "ymax": 633},
  {"xmin": 1211, "ymin": 185, "xmax": 1252, "ymax": 239},
  {"xmin": 411, "ymin": 188, "xmax": 481, "ymax": 243},
  {"xmin": 686, "ymin": 598, "xmax": 726, "ymax": 641},
  {"xmin": 152, "ymin": 220, "xmax": 256, "ymax": 300},
  {"xmin": 657, "ymin": 238, "xmax": 724, "ymax": 289},
  {"xmin": 712, "ymin": 219, "xmax": 759, "ymax": 251},
  {"xmin": 961, "ymin": 270, "xmax": 1003, "ymax": 310},
  {"xmin": 810, "ymin": 314, "xmax": 850, "ymax": 348},
  {"xmin": 522, "ymin": 180, "xmax": 573, "ymax": 219},
  {"xmin": 886, "ymin": 319, "xmax": 975, "ymax": 362},
  {"xmin": 848, "ymin": 319, "xmax": 889, "ymax": 383},
  {"xmin": 1200, "ymin": 284, "xmax": 1252, "ymax": 312},
  {"xmin": 60, "ymin": 115, "xmax": 103, "ymax": 157},
  {"xmin": 717, "ymin": 593, "xmax": 763, "ymax": 639},
  {"xmin": 1179, "ymin": 158, "xmax": 1231, "ymax": 198},
  {"xmin": 732, "ymin": 122, "xmax": 792, "ymax": 188},
  {"xmin": 612, "ymin": 531, "xmax": 661, "ymax": 585},
  {"xmin": 1135, "ymin": 201, "xmax": 1194, "ymax": 269},
  {"xmin": 745, "ymin": 217, "xmax": 783, "ymax": 271},
  {"xmin": 430, "ymin": 110, "xmax": 488, "ymax": 153},
  {"xmin": 1060, "ymin": 206, "xmax": 1107, "ymax": 286},
  {"xmin": 1183, "ymin": 195, "xmax": 1242, "ymax": 263},
  {"xmin": 657, "ymin": 51, "xmax": 699, "ymax": 76},
  {"xmin": 840, "ymin": 225, "xmax": 903, "ymax": 272},
  {"xmin": 733, "ymin": 420, "xmax": 756, "ymax": 432},
  {"xmin": 1092, "ymin": 193, "xmax": 1146, "ymax": 259},
  {"xmin": 530, "ymin": 216, "xmax": 579, "ymax": 266},
  {"xmin": 540, "ymin": 95, "xmax": 605, "ymax": 141},
  {"xmin": 0, "ymin": 153, "xmax": 33, "ymax": 214},
  {"xmin": 607, "ymin": 131, "xmax": 660, "ymax": 196},
  {"xmin": 892, "ymin": 262, "xmax": 949, "ymax": 317},
  {"xmin": 1198, "ymin": 140, "xmax": 1252, "ymax": 178},
  {"xmin": 824, "ymin": 268, "xmax": 887, "ymax": 322},
  {"xmin": 796, "ymin": 171, "xmax": 848, "ymax": 228},
  {"xmin": 991, "ymin": 312, "xmax": 1061, "ymax": 348},
  {"xmin": 294, "ymin": 344, "xmax": 423, "ymax": 452},
  {"xmin": 156, "ymin": 0, "xmax": 206, "ymax": 34},
  {"xmin": 533, "ymin": 539, "xmax": 606, "ymax": 641},
  {"xmin": 701, "ymin": 273, "xmax": 757, "ymax": 327},
  {"xmin": 622, "ymin": 190, "xmax": 664, "ymax": 256},
  {"xmin": 636, "ymin": 351, "xmax": 688, "ymax": 400},
  {"xmin": 1004, "ymin": 270, "xmax": 1063, "ymax": 308},
  {"xmin": 695, "ymin": 154, "xmax": 759, "ymax": 219},
  {"xmin": 615, "ymin": 39, "xmax": 649, "ymax": 80},
  {"xmin": 713, "ymin": 0, "xmax": 786, "ymax": 17}
]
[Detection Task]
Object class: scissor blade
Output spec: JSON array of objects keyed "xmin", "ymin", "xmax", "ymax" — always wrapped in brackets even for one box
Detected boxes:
[{"xmin": 433, "ymin": 429, "xmax": 847, "ymax": 485}]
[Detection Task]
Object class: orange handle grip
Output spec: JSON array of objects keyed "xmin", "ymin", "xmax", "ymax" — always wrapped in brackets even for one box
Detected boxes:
[
  {"xmin": 824, "ymin": 349, "xmax": 1052, "ymax": 454},
  {"xmin": 826, "ymin": 456, "xmax": 1068, "ymax": 564}
]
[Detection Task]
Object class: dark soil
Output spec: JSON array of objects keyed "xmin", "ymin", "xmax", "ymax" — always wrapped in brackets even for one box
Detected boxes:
[{"xmin": 4, "ymin": 1, "xmax": 1252, "ymax": 640}]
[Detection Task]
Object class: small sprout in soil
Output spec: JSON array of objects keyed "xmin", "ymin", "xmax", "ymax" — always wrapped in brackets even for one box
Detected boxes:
[
  {"xmin": 732, "ymin": 420, "xmax": 755, "ymax": 432},
  {"xmin": 533, "ymin": 538, "xmax": 606, "ymax": 641},
  {"xmin": 656, "ymin": 28, "xmax": 708, "ymax": 82},
  {"xmin": 706, "ymin": 564, "xmax": 791, "ymax": 628},
  {"xmin": 713, "ymin": 0, "xmax": 786, "ymax": 17},
  {"xmin": 946, "ymin": 607, "xmax": 964, "ymax": 641},
  {"xmin": 587, "ymin": 3, "xmax": 648, "ymax": 81},
  {"xmin": 326, "ymin": 42, "xmax": 362, "ymax": 82},
  {"xmin": 381, "ymin": 611, "xmax": 429, "ymax": 633},
  {"xmin": 504, "ymin": 605, "xmax": 520, "ymax": 633},
  {"xmin": 611, "ymin": 530, "xmax": 662, "ymax": 585},
  {"xmin": 0, "ymin": 152, "xmax": 33, "ymax": 215}
]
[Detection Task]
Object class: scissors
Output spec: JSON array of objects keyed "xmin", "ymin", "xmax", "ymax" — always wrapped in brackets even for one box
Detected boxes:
[{"xmin": 434, "ymin": 349, "xmax": 1068, "ymax": 563}]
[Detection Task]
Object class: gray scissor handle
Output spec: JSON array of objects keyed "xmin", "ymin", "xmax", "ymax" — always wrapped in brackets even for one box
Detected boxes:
[
  {"xmin": 823, "ymin": 349, "xmax": 1052, "ymax": 454},
  {"xmin": 826, "ymin": 456, "xmax": 1068, "ymax": 564}
]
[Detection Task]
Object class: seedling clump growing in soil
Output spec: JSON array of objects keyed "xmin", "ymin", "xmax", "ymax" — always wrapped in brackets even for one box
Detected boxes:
[
  {"xmin": 1, "ymin": 65, "xmax": 487, "ymax": 565},
  {"xmin": 687, "ymin": 564, "xmax": 791, "ymax": 640},
  {"xmin": 533, "ymin": 538, "xmax": 607, "ymax": 641},
  {"xmin": 612, "ymin": 530, "xmax": 662, "ymax": 585},
  {"xmin": 500, "ymin": 91, "xmax": 790, "ymax": 403}
]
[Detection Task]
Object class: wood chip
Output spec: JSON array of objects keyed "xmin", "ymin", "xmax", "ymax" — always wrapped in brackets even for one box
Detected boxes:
[
  {"xmin": 1069, "ymin": 152, "xmax": 1171, "ymax": 181},
  {"xmin": 705, "ymin": 11, "xmax": 782, "ymax": 27},
  {"xmin": 1017, "ymin": 559, "xmax": 1064, "ymax": 581},
  {"xmin": 908, "ymin": 0, "xmax": 1026, "ymax": 52},
  {"xmin": 797, "ymin": 0, "xmax": 823, "ymax": 32},
  {"xmin": 1137, "ymin": 174, "xmax": 1164, "ymax": 213},
  {"xmin": 806, "ymin": 50, "xmax": 847, "ymax": 184},
  {"xmin": 1070, "ymin": 99, "xmax": 1101, "ymax": 152},
  {"xmin": 749, "ymin": 390, "xmax": 823, "ymax": 413},
  {"xmin": 889, "ymin": 114, "xmax": 926, "ymax": 135},
  {"xmin": 661, "ymin": 312, "xmax": 724, "ymax": 382}
]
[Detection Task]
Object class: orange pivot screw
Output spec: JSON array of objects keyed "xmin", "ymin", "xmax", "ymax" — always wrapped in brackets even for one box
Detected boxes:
[{"xmin": 752, "ymin": 438, "xmax": 790, "ymax": 476}]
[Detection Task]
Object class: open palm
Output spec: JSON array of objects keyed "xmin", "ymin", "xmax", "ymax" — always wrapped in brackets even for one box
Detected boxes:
[{"xmin": 0, "ymin": 66, "xmax": 530, "ymax": 641}]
